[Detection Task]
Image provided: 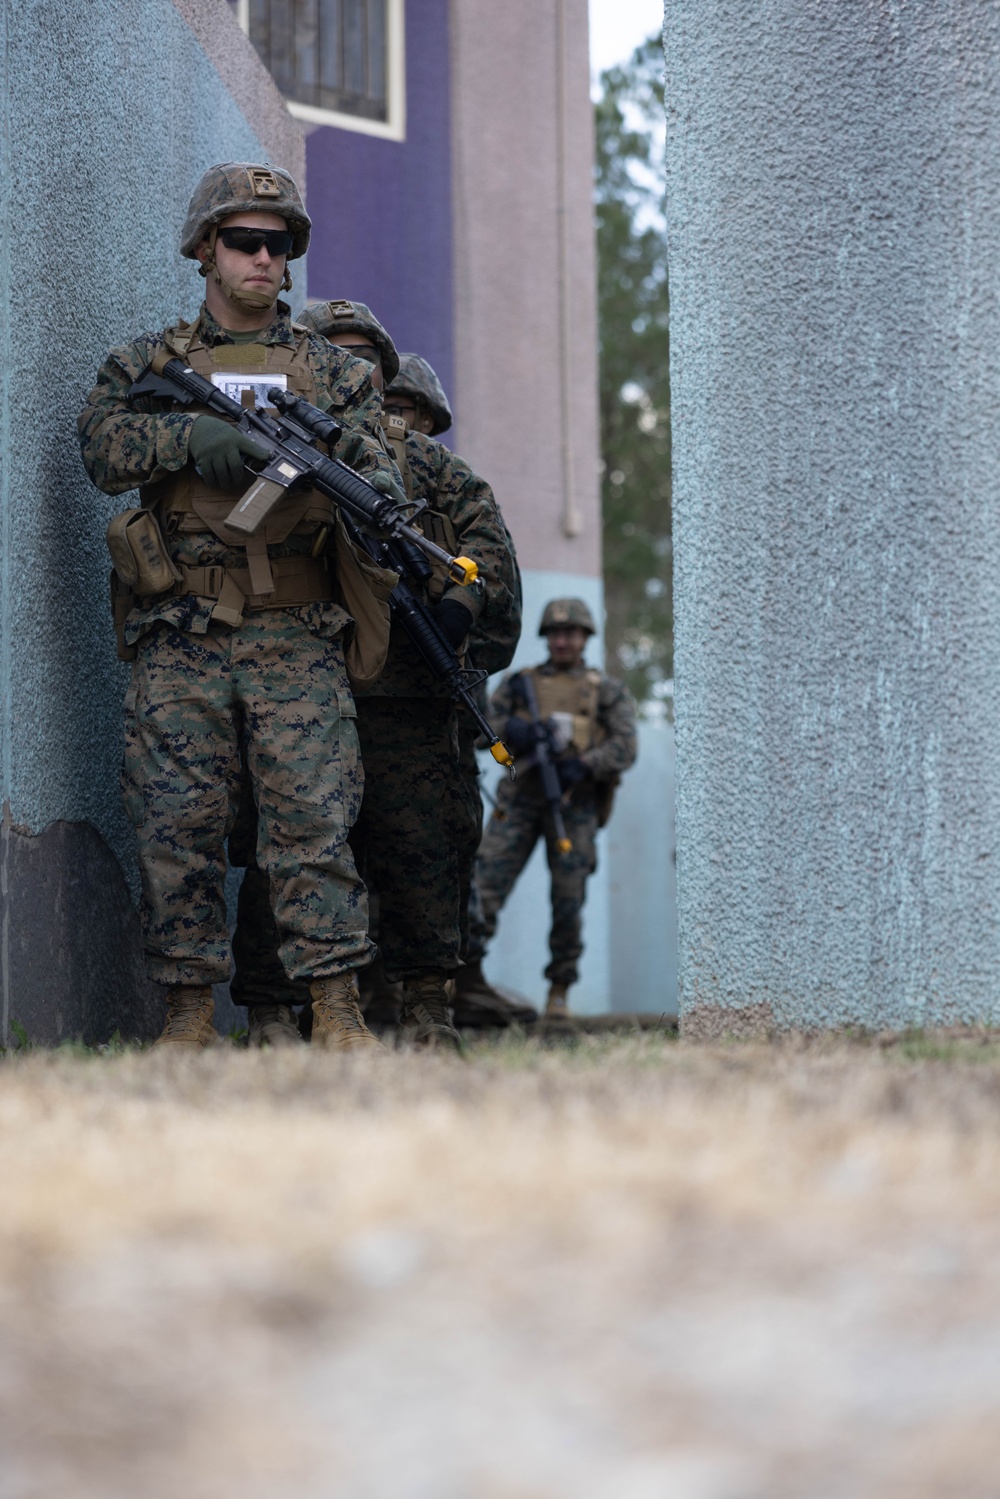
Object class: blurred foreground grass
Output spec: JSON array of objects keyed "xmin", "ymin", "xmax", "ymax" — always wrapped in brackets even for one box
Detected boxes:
[{"xmin": 3, "ymin": 1032, "xmax": 1000, "ymax": 1498}]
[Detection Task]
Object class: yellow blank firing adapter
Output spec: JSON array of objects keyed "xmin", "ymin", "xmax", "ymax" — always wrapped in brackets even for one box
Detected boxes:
[
  {"xmin": 556, "ymin": 837, "xmax": 572, "ymax": 855},
  {"xmin": 449, "ymin": 556, "xmax": 478, "ymax": 586},
  {"xmin": 490, "ymin": 740, "xmax": 516, "ymax": 781}
]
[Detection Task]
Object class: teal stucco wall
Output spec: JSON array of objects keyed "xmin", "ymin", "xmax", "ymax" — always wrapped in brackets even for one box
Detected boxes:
[{"xmin": 0, "ymin": 0, "xmax": 299, "ymax": 1042}]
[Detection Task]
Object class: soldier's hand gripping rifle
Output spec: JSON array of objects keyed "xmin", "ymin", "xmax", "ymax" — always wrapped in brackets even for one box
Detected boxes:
[
  {"xmin": 260, "ymin": 388, "xmax": 516, "ymax": 779},
  {"xmin": 127, "ymin": 352, "xmax": 478, "ymax": 586},
  {"xmin": 515, "ymin": 672, "xmax": 572, "ymax": 854}
]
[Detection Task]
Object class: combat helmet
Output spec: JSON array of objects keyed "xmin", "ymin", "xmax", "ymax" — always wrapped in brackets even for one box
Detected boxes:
[
  {"xmin": 181, "ymin": 163, "xmax": 310, "ymax": 313},
  {"xmin": 181, "ymin": 162, "xmax": 311, "ymax": 260},
  {"xmin": 385, "ymin": 353, "xmax": 453, "ymax": 436},
  {"xmin": 297, "ymin": 299, "xmax": 400, "ymax": 383},
  {"xmin": 539, "ymin": 598, "xmax": 597, "ymax": 636}
]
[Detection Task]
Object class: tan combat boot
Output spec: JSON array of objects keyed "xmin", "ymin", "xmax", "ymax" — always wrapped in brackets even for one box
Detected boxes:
[
  {"xmin": 545, "ymin": 982, "xmax": 571, "ymax": 1020},
  {"xmin": 399, "ymin": 973, "xmax": 463, "ymax": 1052},
  {"xmin": 152, "ymin": 985, "xmax": 216, "ymax": 1049},
  {"xmin": 247, "ymin": 1004, "xmax": 303, "ymax": 1048},
  {"xmin": 309, "ymin": 974, "xmax": 384, "ymax": 1052}
]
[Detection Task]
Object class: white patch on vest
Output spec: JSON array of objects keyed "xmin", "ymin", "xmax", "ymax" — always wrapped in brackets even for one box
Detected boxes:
[
  {"xmin": 548, "ymin": 713, "xmax": 575, "ymax": 753},
  {"xmin": 210, "ymin": 371, "xmax": 289, "ymax": 410}
]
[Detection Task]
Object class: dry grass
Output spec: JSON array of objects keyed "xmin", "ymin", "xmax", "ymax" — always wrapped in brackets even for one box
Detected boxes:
[{"xmin": 2, "ymin": 1032, "xmax": 1000, "ymax": 1497}]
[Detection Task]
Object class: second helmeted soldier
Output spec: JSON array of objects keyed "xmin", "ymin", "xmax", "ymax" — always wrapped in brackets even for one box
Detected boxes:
[{"xmin": 235, "ymin": 299, "xmax": 521, "ymax": 1046}]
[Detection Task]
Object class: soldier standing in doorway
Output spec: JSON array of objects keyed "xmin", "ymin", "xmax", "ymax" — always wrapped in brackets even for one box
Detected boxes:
[{"xmin": 470, "ymin": 599, "xmax": 637, "ymax": 1019}]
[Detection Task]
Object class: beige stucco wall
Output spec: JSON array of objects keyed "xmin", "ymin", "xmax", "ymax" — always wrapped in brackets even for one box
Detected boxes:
[{"xmin": 449, "ymin": 0, "xmax": 601, "ymax": 579}]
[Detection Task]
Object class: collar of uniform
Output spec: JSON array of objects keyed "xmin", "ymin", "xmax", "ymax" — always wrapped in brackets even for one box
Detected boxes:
[{"xmin": 196, "ymin": 300, "xmax": 294, "ymax": 348}]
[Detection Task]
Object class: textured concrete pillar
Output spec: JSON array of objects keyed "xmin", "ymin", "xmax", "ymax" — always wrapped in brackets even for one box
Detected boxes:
[
  {"xmin": 665, "ymin": 3, "xmax": 1000, "ymax": 1034},
  {"xmin": 0, "ymin": 0, "xmax": 301, "ymax": 1044}
]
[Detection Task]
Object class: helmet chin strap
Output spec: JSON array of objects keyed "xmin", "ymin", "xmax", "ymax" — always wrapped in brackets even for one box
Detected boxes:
[{"xmin": 198, "ymin": 225, "xmax": 290, "ymax": 313}]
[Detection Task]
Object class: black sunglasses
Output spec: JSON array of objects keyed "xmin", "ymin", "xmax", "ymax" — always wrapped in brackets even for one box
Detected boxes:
[
  {"xmin": 335, "ymin": 341, "xmax": 381, "ymax": 365},
  {"xmin": 218, "ymin": 226, "xmax": 293, "ymax": 257}
]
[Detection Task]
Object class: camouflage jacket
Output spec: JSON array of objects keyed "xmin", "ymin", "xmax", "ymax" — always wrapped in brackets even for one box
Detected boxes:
[
  {"xmin": 78, "ymin": 302, "xmax": 396, "ymax": 641},
  {"xmin": 489, "ymin": 660, "xmax": 638, "ymax": 782},
  {"xmin": 358, "ymin": 430, "xmax": 518, "ymax": 697}
]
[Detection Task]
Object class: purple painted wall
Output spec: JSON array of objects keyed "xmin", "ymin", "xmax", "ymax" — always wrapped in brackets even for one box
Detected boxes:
[{"xmin": 302, "ymin": 0, "xmax": 454, "ymax": 404}]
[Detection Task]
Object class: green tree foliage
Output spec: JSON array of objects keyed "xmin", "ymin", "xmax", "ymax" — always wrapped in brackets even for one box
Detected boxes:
[{"xmin": 595, "ymin": 34, "xmax": 671, "ymax": 706}]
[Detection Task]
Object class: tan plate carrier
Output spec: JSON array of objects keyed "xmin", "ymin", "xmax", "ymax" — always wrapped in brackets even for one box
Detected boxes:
[{"xmin": 109, "ymin": 317, "xmax": 397, "ymax": 685}]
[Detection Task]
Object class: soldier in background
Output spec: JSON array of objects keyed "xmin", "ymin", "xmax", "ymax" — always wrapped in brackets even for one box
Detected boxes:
[
  {"xmin": 233, "ymin": 301, "xmax": 520, "ymax": 1047},
  {"xmin": 78, "ymin": 165, "xmax": 397, "ymax": 1051},
  {"xmin": 382, "ymin": 357, "xmax": 531, "ymax": 1029},
  {"xmin": 472, "ymin": 599, "xmax": 637, "ymax": 1019}
]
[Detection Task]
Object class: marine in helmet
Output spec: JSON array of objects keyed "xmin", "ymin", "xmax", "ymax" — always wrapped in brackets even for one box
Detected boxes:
[
  {"xmin": 298, "ymin": 299, "xmax": 401, "ymax": 387},
  {"xmin": 383, "ymin": 354, "xmax": 453, "ymax": 436},
  {"xmin": 232, "ymin": 301, "xmax": 522, "ymax": 1047},
  {"xmin": 77, "ymin": 163, "xmax": 400, "ymax": 1053},
  {"xmin": 469, "ymin": 598, "xmax": 638, "ymax": 1020}
]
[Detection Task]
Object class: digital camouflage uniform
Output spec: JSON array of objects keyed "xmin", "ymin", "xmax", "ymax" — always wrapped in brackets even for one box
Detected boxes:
[
  {"xmin": 475, "ymin": 658, "xmax": 637, "ymax": 986},
  {"xmin": 226, "ymin": 328, "xmax": 521, "ymax": 1009},
  {"xmin": 381, "ymin": 352, "xmax": 523, "ymax": 969},
  {"xmin": 226, "ymin": 298, "xmax": 400, "ymax": 1010},
  {"xmin": 78, "ymin": 299, "xmax": 397, "ymax": 990},
  {"xmin": 350, "ymin": 423, "xmax": 517, "ymax": 981}
]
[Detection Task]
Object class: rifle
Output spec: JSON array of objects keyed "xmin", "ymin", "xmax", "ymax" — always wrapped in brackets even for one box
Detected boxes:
[
  {"xmin": 128, "ymin": 352, "xmax": 477, "ymax": 585},
  {"xmin": 516, "ymin": 672, "xmax": 572, "ymax": 854},
  {"xmin": 264, "ymin": 389, "xmax": 515, "ymax": 778}
]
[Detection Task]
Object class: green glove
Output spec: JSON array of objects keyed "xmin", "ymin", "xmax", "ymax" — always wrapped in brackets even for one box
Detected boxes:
[
  {"xmin": 369, "ymin": 469, "xmax": 408, "ymax": 506},
  {"xmin": 338, "ymin": 431, "xmax": 366, "ymax": 469},
  {"xmin": 188, "ymin": 415, "xmax": 269, "ymax": 489}
]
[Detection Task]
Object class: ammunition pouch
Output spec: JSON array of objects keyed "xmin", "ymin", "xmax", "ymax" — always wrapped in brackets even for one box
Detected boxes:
[
  {"xmin": 106, "ymin": 507, "xmax": 183, "ymax": 596},
  {"xmin": 330, "ymin": 512, "xmax": 399, "ymax": 689}
]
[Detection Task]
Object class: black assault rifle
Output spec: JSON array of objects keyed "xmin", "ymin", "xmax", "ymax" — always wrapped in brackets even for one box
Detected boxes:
[
  {"xmin": 127, "ymin": 360, "xmax": 515, "ymax": 776},
  {"xmin": 128, "ymin": 352, "xmax": 478, "ymax": 586},
  {"xmin": 266, "ymin": 389, "xmax": 515, "ymax": 777},
  {"xmin": 515, "ymin": 672, "xmax": 572, "ymax": 853}
]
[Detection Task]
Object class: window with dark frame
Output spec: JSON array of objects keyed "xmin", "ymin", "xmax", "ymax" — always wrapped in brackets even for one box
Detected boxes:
[{"xmin": 246, "ymin": 0, "xmax": 388, "ymax": 122}]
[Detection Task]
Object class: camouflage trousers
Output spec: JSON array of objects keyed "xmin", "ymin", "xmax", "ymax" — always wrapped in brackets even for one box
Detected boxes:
[
  {"xmin": 350, "ymin": 697, "xmax": 482, "ymax": 980},
  {"xmin": 230, "ymin": 696, "xmax": 482, "ymax": 996},
  {"xmin": 473, "ymin": 777, "xmax": 599, "ymax": 985},
  {"xmin": 121, "ymin": 612, "xmax": 372, "ymax": 987},
  {"xmin": 456, "ymin": 723, "xmax": 485, "ymax": 962}
]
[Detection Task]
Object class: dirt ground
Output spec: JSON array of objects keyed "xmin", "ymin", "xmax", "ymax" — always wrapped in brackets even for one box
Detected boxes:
[{"xmin": 2, "ymin": 1031, "xmax": 1000, "ymax": 1498}]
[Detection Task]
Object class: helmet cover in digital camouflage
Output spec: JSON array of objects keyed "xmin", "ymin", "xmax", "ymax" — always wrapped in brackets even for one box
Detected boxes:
[
  {"xmin": 180, "ymin": 162, "xmax": 311, "ymax": 260},
  {"xmin": 539, "ymin": 597, "xmax": 597, "ymax": 636},
  {"xmin": 385, "ymin": 353, "xmax": 453, "ymax": 435},
  {"xmin": 297, "ymin": 299, "xmax": 400, "ymax": 383}
]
